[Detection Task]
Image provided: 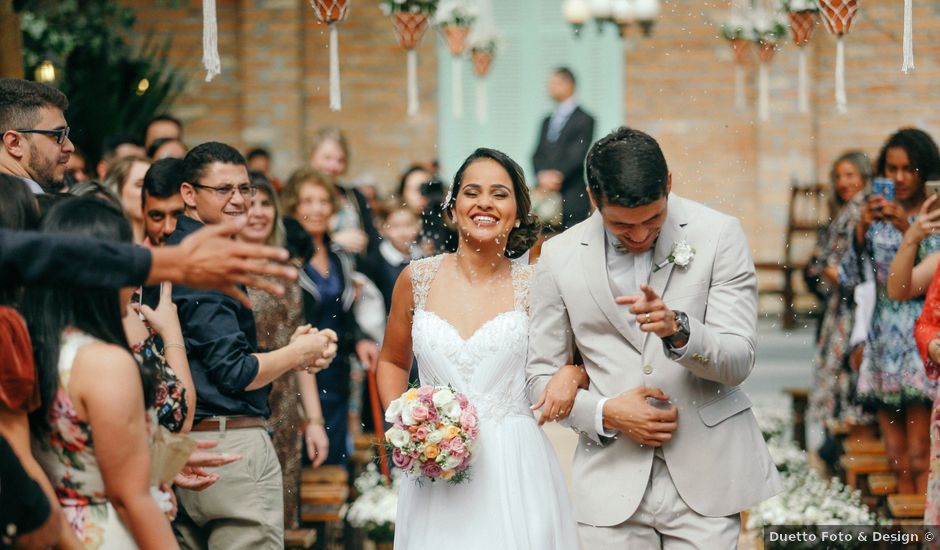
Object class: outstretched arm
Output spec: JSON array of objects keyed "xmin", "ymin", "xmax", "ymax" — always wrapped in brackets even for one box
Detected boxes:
[
  {"xmin": 525, "ymin": 259, "xmax": 603, "ymax": 442},
  {"xmin": 377, "ymin": 267, "xmax": 415, "ymax": 408}
]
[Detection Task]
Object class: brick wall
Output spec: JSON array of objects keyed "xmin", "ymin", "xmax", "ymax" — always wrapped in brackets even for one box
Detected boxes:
[
  {"xmin": 120, "ymin": 0, "xmax": 438, "ymax": 189},
  {"xmin": 121, "ymin": 0, "xmax": 940, "ymax": 270}
]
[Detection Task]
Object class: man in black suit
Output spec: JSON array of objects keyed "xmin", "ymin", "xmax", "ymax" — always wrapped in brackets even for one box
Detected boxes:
[{"xmin": 532, "ymin": 67, "xmax": 596, "ymax": 229}]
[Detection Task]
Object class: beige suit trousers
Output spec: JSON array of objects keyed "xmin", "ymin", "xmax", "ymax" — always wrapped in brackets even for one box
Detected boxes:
[
  {"xmin": 174, "ymin": 427, "xmax": 284, "ymax": 549},
  {"xmin": 578, "ymin": 455, "xmax": 740, "ymax": 550}
]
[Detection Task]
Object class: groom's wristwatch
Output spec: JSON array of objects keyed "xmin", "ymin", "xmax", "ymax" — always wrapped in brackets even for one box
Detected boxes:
[{"xmin": 663, "ymin": 311, "xmax": 690, "ymax": 348}]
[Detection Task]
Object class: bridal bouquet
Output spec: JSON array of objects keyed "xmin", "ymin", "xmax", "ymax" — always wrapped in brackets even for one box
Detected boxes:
[{"xmin": 384, "ymin": 385, "xmax": 478, "ymax": 483}]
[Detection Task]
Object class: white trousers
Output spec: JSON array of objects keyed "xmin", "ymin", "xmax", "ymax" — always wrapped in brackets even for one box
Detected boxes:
[{"xmin": 578, "ymin": 455, "xmax": 741, "ymax": 549}]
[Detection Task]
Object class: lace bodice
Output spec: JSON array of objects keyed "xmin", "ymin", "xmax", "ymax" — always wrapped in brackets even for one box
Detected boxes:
[{"xmin": 410, "ymin": 255, "xmax": 534, "ymax": 422}]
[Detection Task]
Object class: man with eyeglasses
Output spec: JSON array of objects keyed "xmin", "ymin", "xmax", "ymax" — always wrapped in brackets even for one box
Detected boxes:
[
  {"xmin": 168, "ymin": 141, "xmax": 337, "ymax": 548},
  {"xmin": 0, "ymin": 78, "xmax": 75, "ymax": 193}
]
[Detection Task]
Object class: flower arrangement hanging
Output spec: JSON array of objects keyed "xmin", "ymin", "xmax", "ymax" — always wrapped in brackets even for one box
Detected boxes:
[
  {"xmin": 750, "ymin": 14, "xmax": 787, "ymax": 121},
  {"xmin": 310, "ymin": 0, "xmax": 351, "ymax": 111},
  {"xmin": 817, "ymin": 0, "xmax": 859, "ymax": 114},
  {"xmin": 467, "ymin": 27, "xmax": 503, "ymax": 124},
  {"xmin": 381, "ymin": 0, "xmax": 439, "ymax": 116},
  {"xmin": 433, "ymin": 0, "xmax": 478, "ymax": 119},
  {"xmin": 720, "ymin": 16, "xmax": 755, "ymax": 111},
  {"xmin": 782, "ymin": 0, "xmax": 820, "ymax": 113}
]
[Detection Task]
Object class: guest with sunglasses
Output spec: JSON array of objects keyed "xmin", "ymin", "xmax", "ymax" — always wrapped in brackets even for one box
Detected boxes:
[{"xmin": 0, "ymin": 78, "xmax": 75, "ymax": 194}]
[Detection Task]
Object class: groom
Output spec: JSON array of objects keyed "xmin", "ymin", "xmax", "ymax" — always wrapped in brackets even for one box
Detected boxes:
[{"xmin": 526, "ymin": 127, "xmax": 782, "ymax": 548}]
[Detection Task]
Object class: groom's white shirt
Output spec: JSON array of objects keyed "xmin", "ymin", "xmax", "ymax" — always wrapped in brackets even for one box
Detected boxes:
[{"xmin": 526, "ymin": 194, "xmax": 783, "ymax": 527}]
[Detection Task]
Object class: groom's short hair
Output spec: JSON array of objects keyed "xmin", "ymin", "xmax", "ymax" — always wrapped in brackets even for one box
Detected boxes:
[{"xmin": 585, "ymin": 126, "xmax": 669, "ymax": 208}]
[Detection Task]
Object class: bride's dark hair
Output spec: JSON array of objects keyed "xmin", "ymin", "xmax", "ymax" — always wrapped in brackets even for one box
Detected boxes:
[{"xmin": 444, "ymin": 148, "xmax": 541, "ymax": 259}]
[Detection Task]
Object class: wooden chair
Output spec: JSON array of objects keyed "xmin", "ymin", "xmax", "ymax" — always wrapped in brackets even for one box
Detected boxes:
[
  {"xmin": 284, "ymin": 528, "xmax": 318, "ymax": 549},
  {"xmin": 756, "ymin": 181, "xmax": 830, "ymax": 329},
  {"xmin": 300, "ymin": 464, "xmax": 350, "ymax": 549},
  {"xmin": 838, "ymin": 454, "xmax": 891, "ymax": 489},
  {"xmin": 887, "ymin": 494, "xmax": 926, "ymax": 520}
]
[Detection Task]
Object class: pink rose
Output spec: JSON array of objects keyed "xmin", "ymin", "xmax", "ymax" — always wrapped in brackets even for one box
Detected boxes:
[
  {"xmin": 456, "ymin": 393, "xmax": 469, "ymax": 407},
  {"xmin": 464, "ymin": 404, "xmax": 478, "ymax": 416},
  {"xmin": 450, "ymin": 438, "xmax": 467, "ymax": 456},
  {"xmin": 459, "ymin": 456, "xmax": 471, "ymax": 470},
  {"xmin": 393, "ymin": 447, "xmax": 414, "ymax": 470},
  {"xmin": 466, "ymin": 425, "xmax": 479, "ymax": 440},
  {"xmin": 413, "ymin": 426, "xmax": 429, "ymax": 441},
  {"xmin": 417, "ymin": 386, "xmax": 435, "ymax": 399},
  {"xmin": 421, "ymin": 461, "xmax": 443, "ymax": 478},
  {"xmin": 411, "ymin": 404, "xmax": 430, "ymax": 422},
  {"xmin": 438, "ymin": 438, "xmax": 452, "ymax": 451},
  {"xmin": 460, "ymin": 412, "xmax": 477, "ymax": 430},
  {"xmin": 426, "ymin": 406, "xmax": 439, "ymax": 421}
]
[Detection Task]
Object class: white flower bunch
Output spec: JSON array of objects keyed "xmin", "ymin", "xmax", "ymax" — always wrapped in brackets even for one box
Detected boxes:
[
  {"xmin": 781, "ymin": 0, "xmax": 819, "ymax": 13},
  {"xmin": 432, "ymin": 0, "xmax": 477, "ymax": 27},
  {"xmin": 379, "ymin": 0, "xmax": 439, "ymax": 16},
  {"xmin": 747, "ymin": 470, "xmax": 877, "ymax": 530},
  {"xmin": 752, "ymin": 399, "xmax": 792, "ymax": 441},
  {"xmin": 467, "ymin": 25, "xmax": 505, "ymax": 54},
  {"xmin": 766, "ymin": 436, "xmax": 809, "ymax": 475},
  {"xmin": 345, "ymin": 464, "xmax": 401, "ymax": 541}
]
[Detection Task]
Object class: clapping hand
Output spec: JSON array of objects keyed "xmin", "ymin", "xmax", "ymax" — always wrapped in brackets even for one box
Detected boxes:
[
  {"xmin": 291, "ymin": 327, "xmax": 338, "ymax": 373},
  {"xmin": 615, "ymin": 284, "xmax": 679, "ymax": 340},
  {"xmin": 532, "ymin": 364, "xmax": 589, "ymax": 426},
  {"xmin": 602, "ymin": 387, "xmax": 678, "ymax": 447}
]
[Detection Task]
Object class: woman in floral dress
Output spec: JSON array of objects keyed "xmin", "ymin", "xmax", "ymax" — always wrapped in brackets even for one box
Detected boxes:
[
  {"xmin": 807, "ymin": 152, "xmax": 871, "ymax": 444},
  {"xmin": 25, "ymin": 198, "xmax": 178, "ymax": 548},
  {"xmin": 842, "ymin": 128, "xmax": 940, "ymax": 495}
]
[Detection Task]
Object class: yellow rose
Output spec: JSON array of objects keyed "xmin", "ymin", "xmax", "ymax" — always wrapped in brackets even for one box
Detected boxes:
[
  {"xmin": 442, "ymin": 469, "xmax": 455, "ymax": 480},
  {"xmin": 444, "ymin": 426, "xmax": 460, "ymax": 440},
  {"xmin": 424, "ymin": 444, "xmax": 440, "ymax": 459},
  {"xmin": 404, "ymin": 389, "xmax": 419, "ymax": 402}
]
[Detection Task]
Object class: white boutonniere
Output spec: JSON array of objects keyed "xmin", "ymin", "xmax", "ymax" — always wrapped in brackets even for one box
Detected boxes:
[{"xmin": 654, "ymin": 240, "xmax": 695, "ymax": 272}]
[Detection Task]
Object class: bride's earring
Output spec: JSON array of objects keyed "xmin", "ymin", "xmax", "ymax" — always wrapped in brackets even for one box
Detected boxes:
[{"xmin": 514, "ymin": 220, "xmax": 521, "ymax": 228}]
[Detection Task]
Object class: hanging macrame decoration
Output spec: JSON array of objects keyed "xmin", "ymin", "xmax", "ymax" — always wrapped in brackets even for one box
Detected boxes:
[
  {"xmin": 752, "ymin": 14, "xmax": 785, "ymax": 122},
  {"xmin": 818, "ymin": 0, "xmax": 858, "ymax": 114},
  {"xmin": 388, "ymin": 4, "xmax": 434, "ymax": 116},
  {"xmin": 720, "ymin": 3, "xmax": 752, "ymax": 112},
  {"xmin": 202, "ymin": 0, "xmax": 220, "ymax": 82},
  {"xmin": 787, "ymin": 7, "xmax": 820, "ymax": 113},
  {"xmin": 901, "ymin": 0, "xmax": 913, "ymax": 73},
  {"xmin": 470, "ymin": 47, "xmax": 493, "ymax": 124},
  {"xmin": 310, "ymin": 0, "xmax": 351, "ymax": 111},
  {"xmin": 434, "ymin": 1, "xmax": 477, "ymax": 119}
]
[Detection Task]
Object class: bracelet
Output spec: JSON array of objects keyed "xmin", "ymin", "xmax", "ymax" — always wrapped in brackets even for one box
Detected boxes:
[
  {"xmin": 305, "ymin": 415, "xmax": 325, "ymax": 426},
  {"xmin": 164, "ymin": 342, "xmax": 186, "ymax": 351}
]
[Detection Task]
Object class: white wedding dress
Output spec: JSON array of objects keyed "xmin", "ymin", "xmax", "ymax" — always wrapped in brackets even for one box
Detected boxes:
[{"xmin": 394, "ymin": 255, "xmax": 579, "ymax": 549}]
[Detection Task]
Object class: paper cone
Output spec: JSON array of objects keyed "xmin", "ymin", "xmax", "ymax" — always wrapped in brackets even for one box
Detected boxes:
[
  {"xmin": 471, "ymin": 50, "xmax": 493, "ymax": 77},
  {"xmin": 150, "ymin": 427, "xmax": 198, "ymax": 487},
  {"xmin": 788, "ymin": 11, "xmax": 819, "ymax": 47}
]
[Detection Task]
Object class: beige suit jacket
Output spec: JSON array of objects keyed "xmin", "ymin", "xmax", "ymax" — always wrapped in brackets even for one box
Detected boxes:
[{"xmin": 526, "ymin": 194, "xmax": 783, "ymax": 527}]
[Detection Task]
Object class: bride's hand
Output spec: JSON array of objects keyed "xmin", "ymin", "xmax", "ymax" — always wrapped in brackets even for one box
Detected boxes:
[{"xmin": 532, "ymin": 364, "xmax": 589, "ymax": 426}]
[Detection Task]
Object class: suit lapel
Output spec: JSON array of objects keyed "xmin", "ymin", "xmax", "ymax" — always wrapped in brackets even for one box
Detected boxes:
[
  {"xmin": 580, "ymin": 212, "xmax": 643, "ymax": 352},
  {"xmin": 643, "ymin": 195, "xmax": 687, "ymax": 350}
]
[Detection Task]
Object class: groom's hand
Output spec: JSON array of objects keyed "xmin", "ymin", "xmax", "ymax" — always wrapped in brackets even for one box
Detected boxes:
[
  {"xmin": 602, "ymin": 387, "xmax": 678, "ymax": 447},
  {"xmin": 616, "ymin": 284, "xmax": 679, "ymax": 339}
]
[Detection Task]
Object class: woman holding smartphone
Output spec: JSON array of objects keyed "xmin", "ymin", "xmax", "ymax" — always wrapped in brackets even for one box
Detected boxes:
[{"xmin": 844, "ymin": 127, "xmax": 940, "ymax": 496}]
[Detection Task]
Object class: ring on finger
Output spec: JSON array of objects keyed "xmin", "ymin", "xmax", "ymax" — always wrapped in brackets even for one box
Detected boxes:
[{"xmin": 645, "ymin": 313, "xmax": 652, "ymax": 324}]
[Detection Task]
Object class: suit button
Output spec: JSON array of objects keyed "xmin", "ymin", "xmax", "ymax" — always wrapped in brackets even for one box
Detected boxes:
[{"xmin": 643, "ymin": 365, "xmax": 653, "ymax": 375}]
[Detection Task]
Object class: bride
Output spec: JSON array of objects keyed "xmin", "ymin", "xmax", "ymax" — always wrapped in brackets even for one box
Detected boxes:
[{"xmin": 377, "ymin": 148, "xmax": 581, "ymax": 549}]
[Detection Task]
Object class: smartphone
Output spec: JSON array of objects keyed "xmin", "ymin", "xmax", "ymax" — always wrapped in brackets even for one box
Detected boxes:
[
  {"xmin": 926, "ymin": 179, "xmax": 940, "ymax": 198},
  {"xmin": 872, "ymin": 177, "xmax": 895, "ymax": 202}
]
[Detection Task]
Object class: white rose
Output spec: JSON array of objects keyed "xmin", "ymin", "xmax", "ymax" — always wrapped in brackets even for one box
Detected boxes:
[
  {"xmin": 432, "ymin": 388, "xmax": 455, "ymax": 407},
  {"xmin": 441, "ymin": 400, "xmax": 461, "ymax": 420},
  {"xmin": 442, "ymin": 455, "xmax": 462, "ymax": 470},
  {"xmin": 427, "ymin": 429, "xmax": 445, "ymax": 444},
  {"xmin": 671, "ymin": 241, "xmax": 695, "ymax": 267},
  {"xmin": 401, "ymin": 402, "xmax": 416, "ymax": 426},
  {"xmin": 385, "ymin": 427, "xmax": 410, "ymax": 448},
  {"xmin": 385, "ymin": 398, "xmax": 403, "ymax": 423}
]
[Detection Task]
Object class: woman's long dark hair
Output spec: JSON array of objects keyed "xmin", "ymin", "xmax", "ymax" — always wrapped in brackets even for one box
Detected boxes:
[
  {"xmin": 24, "ymin": 197, "xmax": 156, "ymax": 432},
  {"xmin": 444, "ymin": 148, "xmax": 541, "ymax": 259},
  {"xmin": 0, "ymin": 174, "xmax": 40, "ymax": 306}
]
